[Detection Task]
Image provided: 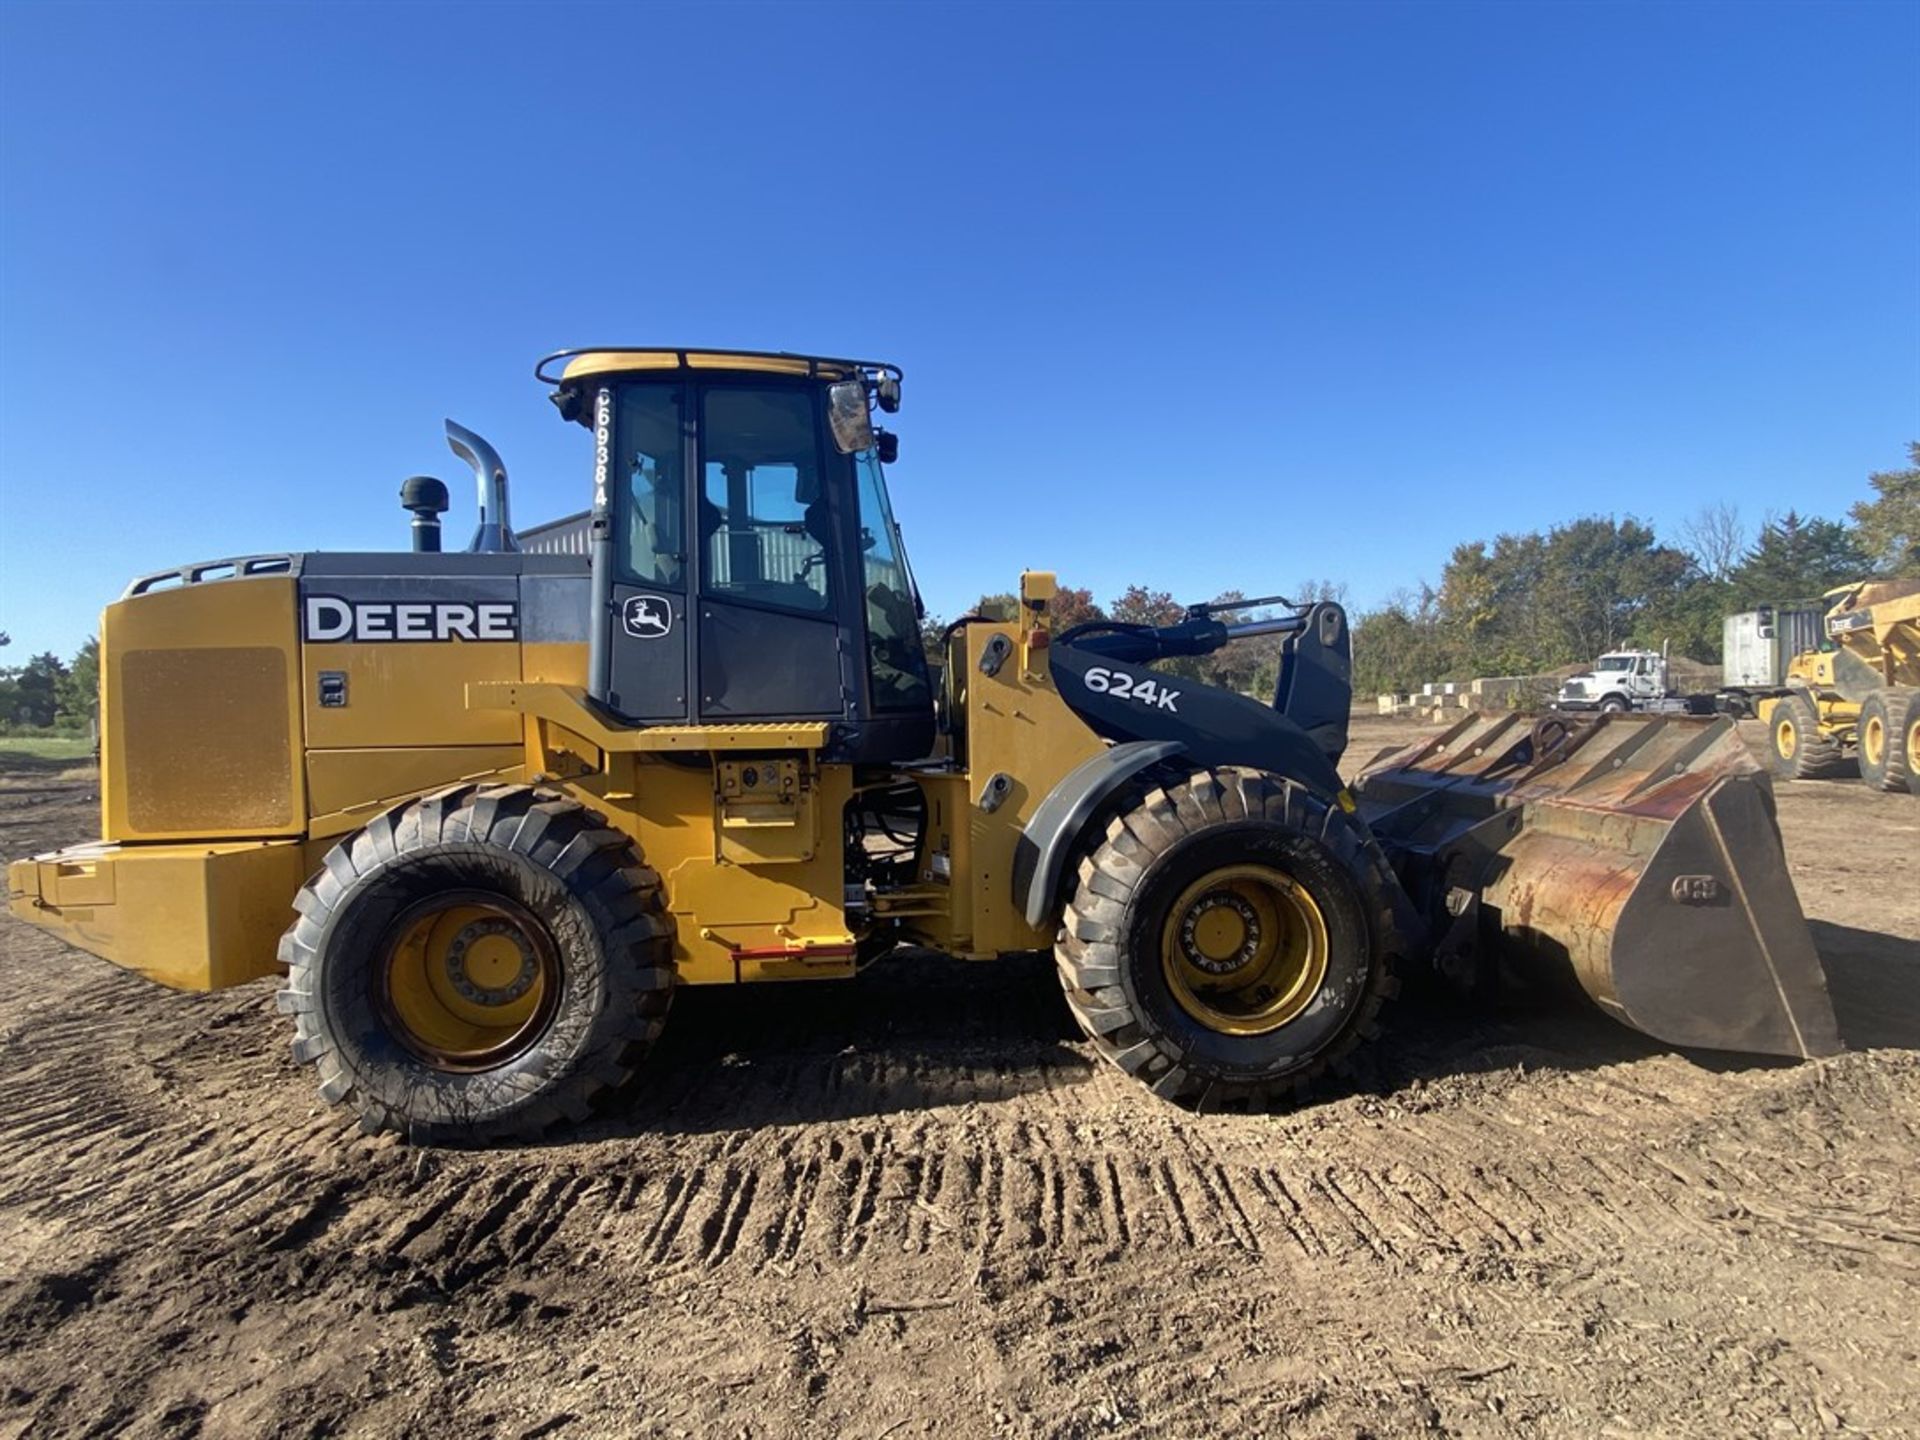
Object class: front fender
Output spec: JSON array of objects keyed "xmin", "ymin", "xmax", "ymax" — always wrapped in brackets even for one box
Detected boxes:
[
  {"xmin": 1012, "ymin": 740, "xmax": 1185, "ymax": 929},
  {"xmin": 1050, "ymin": 646, "xmax": 1346, "ymax": 798}
]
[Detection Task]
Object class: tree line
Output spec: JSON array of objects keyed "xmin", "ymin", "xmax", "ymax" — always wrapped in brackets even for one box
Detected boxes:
[
  {"xmin": 1347, "ymin": 443, "xmax": 1915, "ymax": 694},
  {"xmin": 0, "ymin": 637, "xmax": 100, "ymax": 735},
  {"xmin": 930, "ymin": 443, "xmax": 1919, "ymax": 699}
]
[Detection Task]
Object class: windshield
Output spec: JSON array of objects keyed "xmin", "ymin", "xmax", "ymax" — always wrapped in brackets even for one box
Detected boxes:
[
  {"xmin": 1595, "ymin": 656, "xmax": 1633, "ymax": 671},
  {"xmin": 851, "ymin": 450, "xmax": 930, "ymax": 711}
]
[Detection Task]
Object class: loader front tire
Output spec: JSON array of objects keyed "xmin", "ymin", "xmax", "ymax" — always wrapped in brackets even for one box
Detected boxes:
[
  {"xmin": 1056, "ymin": 769, "xmax": 1399, "ymax": 1109},
  {"xmin": 1768, "ymin": 692, "xmax": 1855, "ymax": 781},
  {"xmin": 276, "ymin": 785, "xmax": 675, "ymax": 1143},
  {"xmin": 1857, "ymin": 689, "xmax": 1914, "ymax": 794}
]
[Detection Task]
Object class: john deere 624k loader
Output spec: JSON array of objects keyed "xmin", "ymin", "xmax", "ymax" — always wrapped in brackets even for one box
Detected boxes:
[{"xmin": 7, "ymin": 349, "xmax": 1841, "ymax": 1141}]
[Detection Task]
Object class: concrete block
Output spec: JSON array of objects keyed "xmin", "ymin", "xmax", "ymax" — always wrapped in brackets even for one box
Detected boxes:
[{"xmin": 1470, "ymin": 676, "xmax": 1529, "ymax": 708}]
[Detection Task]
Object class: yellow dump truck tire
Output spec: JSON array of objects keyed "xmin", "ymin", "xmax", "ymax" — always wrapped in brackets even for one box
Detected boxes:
[
  {"xmin": 1055, "ymin": 768, "xmax": 1399, "ymax": 1110},
  {"xmin": 1857, "ymin": 689, "xmax": 1915, "ymax": 795},
  {"xmin": 275, "ymin": 784, "xmax": 675, "ymax": 1143},
  {"xmin": 1768, "ymin": 692, "xmax": 1854, "ymax": 781},
  {"xmin": 1908, "ymin": 702, "xmax": 1920, "ymax": 799}
]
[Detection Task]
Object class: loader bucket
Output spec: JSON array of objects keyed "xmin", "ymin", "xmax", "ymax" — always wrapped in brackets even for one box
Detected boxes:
[{"xmin": 1354, "ymin": 712, "xmax": 1841, "ymax": 1059}]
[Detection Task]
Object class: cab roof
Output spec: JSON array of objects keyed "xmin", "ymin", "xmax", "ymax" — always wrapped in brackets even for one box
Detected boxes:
[{"xmin": 536, "ymin": 347, "xmax": 900, "ymax": 386}]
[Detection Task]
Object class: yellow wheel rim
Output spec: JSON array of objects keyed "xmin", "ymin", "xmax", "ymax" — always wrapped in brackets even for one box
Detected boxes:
[
  {"xmin": 1863, "ymin": 715, "xmax": 1885, "ymax": 767},
  {"xmin": 1775, "ymin": 718, "xmax": 1797, "ymax": 761},
  {"xmin": 1907, "ymin": 714, "xmax": 1920, "ymax": 769},
  {"xmin": 378, "ymin": 893, "xmax": 559, "ymax": 1071},
  {"xmin": 1160, "ymin": 864, "xmax": 1329, "ymax": 1036}
]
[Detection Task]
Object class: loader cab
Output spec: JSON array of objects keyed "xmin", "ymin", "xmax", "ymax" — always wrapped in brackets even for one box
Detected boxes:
[{"xmin": 539, "ymin": 349, "xmax": 934, "ymax": 763}]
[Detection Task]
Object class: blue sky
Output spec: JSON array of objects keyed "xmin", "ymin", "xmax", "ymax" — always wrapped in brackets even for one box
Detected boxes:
[{"xmin": 1, "ymin": 0, "xmax": 1915, "ymax": 660}]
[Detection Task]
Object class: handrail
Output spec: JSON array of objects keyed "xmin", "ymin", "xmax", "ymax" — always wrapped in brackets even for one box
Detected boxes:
[{"xmin": 123, "ymin": 554, "xmax": 295, "ymax": 598}]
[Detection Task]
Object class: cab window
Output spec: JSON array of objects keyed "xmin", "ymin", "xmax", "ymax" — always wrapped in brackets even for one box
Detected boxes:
[
  {"xmin": 699, "ymin": 387, "xmax": 832, "ymax": 614},
  {"xmin": 613, "ymin": 385, "xmax": 684, "ymax": 588}
]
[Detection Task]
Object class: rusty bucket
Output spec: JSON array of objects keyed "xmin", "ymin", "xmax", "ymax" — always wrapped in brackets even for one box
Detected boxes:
[{"xmin": 1354, "ymin": 712, "xmax": 1841, "ymax": 1059}]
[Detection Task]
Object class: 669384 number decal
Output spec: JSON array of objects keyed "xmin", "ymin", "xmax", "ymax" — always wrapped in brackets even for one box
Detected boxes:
[{"xmin": 1082, "ymin": 667, "xmax": 1181, "ymax": 712}]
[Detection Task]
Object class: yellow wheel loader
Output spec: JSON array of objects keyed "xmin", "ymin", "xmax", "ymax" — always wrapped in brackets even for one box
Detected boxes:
[
  {"xmin": 1759, "ymin": 580, "xmax": 1920, "ymax": 795},
  {"xmin": 6, "ymin": 349, "xmax": 1842, "ymax": 1142}
]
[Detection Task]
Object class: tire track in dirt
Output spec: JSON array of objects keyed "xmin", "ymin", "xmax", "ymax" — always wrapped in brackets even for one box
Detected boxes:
[
  {"xmin": 0, "ymin": 1007, "xmax": 341, "ymax": 1244},
  {"xmin": 522, "ymin": 1121, "xmax": 1553, "ymax": 1279},
  {"xmin": 0, "ymin": 1015, "xmax": 1775, "ymax": 1285},
  {"xmin": 984, "ymin": 1069, "xmax": 1920, "ymax": 1440},
  {"xmin": 3, "ymin": 920, "xmax": 1914, "ymax": 1438},
  {"xmin": 9, "ymin": 957, "xmax": 1913, "ymax": 1308}
]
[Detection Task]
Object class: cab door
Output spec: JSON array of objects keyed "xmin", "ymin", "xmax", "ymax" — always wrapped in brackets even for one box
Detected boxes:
[
  {"xmin": 693, "ymin": 385, "xmax": 848, "ymax": 721},
  {"xmin": 604, "ymin": 383, "xmax": 692, "ymax": 721}
]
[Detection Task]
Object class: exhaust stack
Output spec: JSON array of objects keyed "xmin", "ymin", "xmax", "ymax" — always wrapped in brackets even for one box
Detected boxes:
[{"xmin": 446, "ymin": 420, "xmax": 519, "ymax": 553}]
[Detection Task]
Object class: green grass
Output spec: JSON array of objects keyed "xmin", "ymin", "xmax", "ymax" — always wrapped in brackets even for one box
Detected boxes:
[{"xmin": 0, "ymin": 735, "xmax": 95, "ymax": 761}]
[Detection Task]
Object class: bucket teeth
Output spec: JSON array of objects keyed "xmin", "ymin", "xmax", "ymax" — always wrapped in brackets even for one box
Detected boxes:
[{"xmin": 1355, "ymin": 713, "xmax": 1840, "ymax": 1060}]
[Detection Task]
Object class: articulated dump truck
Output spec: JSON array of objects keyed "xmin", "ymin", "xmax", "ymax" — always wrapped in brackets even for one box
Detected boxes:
[
  {"xmin": 6, "ymin": 349, "xmax": 1841, "ymax": 1142},
  {"xmin": 1761, "ymin": 579, "xmax": 1920, "ymax": 795}
]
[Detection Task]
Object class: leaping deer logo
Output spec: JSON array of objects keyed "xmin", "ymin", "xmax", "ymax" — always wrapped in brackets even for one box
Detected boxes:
[{"xmin": 622, "ymin": 595, "xmax": 673, "ymax": 639}]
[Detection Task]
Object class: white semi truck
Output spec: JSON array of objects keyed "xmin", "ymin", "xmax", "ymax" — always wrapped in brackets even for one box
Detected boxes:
[{"xmin": 1555, "ymin": 604, "xmax": 1825, "ymax": 717}]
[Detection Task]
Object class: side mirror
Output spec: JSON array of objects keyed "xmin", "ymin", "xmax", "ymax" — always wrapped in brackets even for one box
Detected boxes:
[
  {"xmin": 827, "ymin": 380, "xmax": 875, "ymax": 455},
  {"xmin": 877, "ymin": 374, "xmax": 901, "ymax": 413},
  {"xmin": 876, "ymin": 429, "xmax": 899, "ymax": 465}
]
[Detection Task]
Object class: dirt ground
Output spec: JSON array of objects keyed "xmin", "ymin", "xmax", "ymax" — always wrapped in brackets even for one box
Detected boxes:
[{"xmin": 1, "ymin": 716, "xmax": 1916, "ymax": 1440}]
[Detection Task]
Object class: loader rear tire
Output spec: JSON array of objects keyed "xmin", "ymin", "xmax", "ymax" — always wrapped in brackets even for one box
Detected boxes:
[
  {"xmin": 1857, "ymin": 689, "xmax": 1914, "ymax": 794},
  {"xmin": 1768, "ymin": 692, "xmax": 1855, "ymax": 781},
  {"xmin": 1056, "ymin": 768, "xmax": 1400, "ymax": 1110},
  {"xmin": 276, "ymin": 784, "xmax": 675, "ymax": 1143}
]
